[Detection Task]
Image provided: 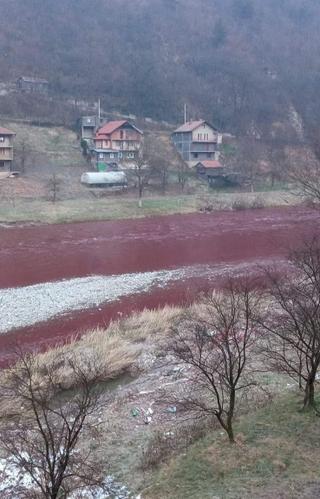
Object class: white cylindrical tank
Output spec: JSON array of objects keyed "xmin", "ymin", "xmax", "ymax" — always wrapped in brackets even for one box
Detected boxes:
[{"xmin": 81, "ymin": 171, "xmax": 127, "ymax": 186}]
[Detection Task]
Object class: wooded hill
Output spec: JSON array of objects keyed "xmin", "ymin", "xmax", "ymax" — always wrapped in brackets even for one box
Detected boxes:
[{"xmin": 1, "ymin": 0, "xmax": 320, "ymax": 137}]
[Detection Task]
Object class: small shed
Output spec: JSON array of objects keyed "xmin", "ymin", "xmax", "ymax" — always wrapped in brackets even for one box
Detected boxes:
[
  {"xmin": 81, "ymin": 171, "xmax": 127, "ymax": 188},
  {"xmin": 16, "ymin": 77, "xmax": 49, "ymax": 95},
  {"xmin": 195, "ymin": 160, "xmax": 226, "ymax": 186}
]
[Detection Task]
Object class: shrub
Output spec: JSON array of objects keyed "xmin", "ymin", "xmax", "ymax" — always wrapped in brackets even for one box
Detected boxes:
[
  {"xmin": 231, "ymin": 198, "xmax": 248, "ymax": 211},
  {"xmin": 140, "ymin": 421, "xmax": 209, "ymax": 470}
]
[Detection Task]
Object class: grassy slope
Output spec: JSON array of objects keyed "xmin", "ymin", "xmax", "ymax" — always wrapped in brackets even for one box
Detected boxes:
[
  {"xmin": 0, "ymin": 190, "xmax": 296, "ymax": 224},
  {"xmin": 3, "ymin": 120, "xmax": 83, "ymax": 167},
  {"xmin": 144, "ymin": 393, "xmax": 320, "ymax": 499},
  {"xmin": 0, "ymin": 120, "xmax": 300, "ymax": 224}
]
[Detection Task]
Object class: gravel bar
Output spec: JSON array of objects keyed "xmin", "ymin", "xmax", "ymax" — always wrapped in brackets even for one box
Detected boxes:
[{"xmin": 0, "ymin": 259, "xmax": 285, "ymax": 333}]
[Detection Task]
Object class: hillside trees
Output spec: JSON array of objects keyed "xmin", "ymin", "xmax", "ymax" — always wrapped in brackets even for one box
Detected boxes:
[{"xmin": 1, "ymin": 0, "xmax": 320, "ymax": 132}]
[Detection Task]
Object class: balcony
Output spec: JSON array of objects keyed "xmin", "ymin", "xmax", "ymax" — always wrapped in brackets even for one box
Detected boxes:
[
  {"xmin": 0, "ymin": 148, "xmax": 13, "ymax": 161},
  {"xmin": 190, "ymin": 143, "xmax": 217, "ymax": 153}
]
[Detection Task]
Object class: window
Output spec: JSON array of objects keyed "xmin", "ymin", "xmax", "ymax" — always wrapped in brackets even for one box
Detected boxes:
[
  {"xmin": 120, "ymin": 130, "xmax": 124, "ymax": 139},
  {"xmin": 99, "ymin": 153, "xmax": 104, "ymax": 159},
  {"xmin": 0, "ymin": 137, "xmax": 4, "ymax": 142},
  {"xmin": 119, "ymin": 152, "xmax": 123, "ymax": 159},
  {"xmin": 110, "ymin": 153, "xmax": 115, "ymax": 159},
  {"xmin": 197, "ymin": 133, "xmax": 202, "ymax": 141},
  {"xmin": 193, "ymin": 153, "xmax": 198, "ymax": 158},
  {"xmin": 127, "ymin": 152, "xmax": 135, "ymax": 159}
]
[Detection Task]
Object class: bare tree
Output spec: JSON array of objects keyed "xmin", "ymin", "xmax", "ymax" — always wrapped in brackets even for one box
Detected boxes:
[
  {"xmin": 47, "ymin": 173, "xmax": 62, "ymax": 203},
  {"xmin": 266, "ymin": 137, "xmax": 287, "ymax": 188},
  {"xmin": 15, "ymin": 137, "xmax": 33, "ymax": 174},
  {"xmin": 0, "ymin": 351, "xmax": 108, "ymax": 498},
  {"xmin": 288, "ymin": 152, "xmax": 320, "ymax": 203},
  {"xmin": 168, "ymin": 281, "xmax": 261, "ymax": 443},
  {"xmin": 235, "ymin": 137, "xmax": 262, "ymax": 192},
  {"xmin": 172, "ymin": 146, "xmax": 188, "ymax": 192},
  {"xmin": 260, "ymin": 239, "xmax": 320, "ymax": 410},
  {"xmin": 131, "ymin": 138, "xmax": 155, "ymax": 207}
]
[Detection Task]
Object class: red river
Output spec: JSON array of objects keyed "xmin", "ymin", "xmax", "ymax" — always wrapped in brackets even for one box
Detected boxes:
[{"xmin": 0, "ymin": 206, "xmax": 319, "ymax": 366}]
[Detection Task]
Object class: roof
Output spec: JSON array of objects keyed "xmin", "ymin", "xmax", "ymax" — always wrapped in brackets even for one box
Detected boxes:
[
  {"xmin": 174, "ymin": 120, "xmax": 217, "ymax": 133},
  {"xmin": 18, "ymin": 76, "xmax": 49, "ymax": 84},
  {"xmin": 0, "ymin": 127, "xmax": 15, "ymax": 135},
  {"xmin": 95, "ymin": 120, "xmax": 143, "ymax": 138},
  {"xmin": 196, "ymin": 160, "xmax": 223, "ymax": 169}
]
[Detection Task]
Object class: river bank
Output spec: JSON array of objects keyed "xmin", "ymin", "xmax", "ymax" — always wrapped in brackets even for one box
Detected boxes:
[
  {"xmin": 0, "ymin": 190, "xmax": 296, "ymax": 225},
  {"xmin": 4, "ymin": 305, "xmax": 318, "ymax": 499},
  {"xmin": 0, "ymin": 205, "xmax": 319, "ymax": 366}
]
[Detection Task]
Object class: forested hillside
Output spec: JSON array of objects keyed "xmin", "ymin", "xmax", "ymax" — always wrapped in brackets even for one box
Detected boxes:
[{"xmin": 1, "ymin": 0, "xmax": 320, "ymax": 136}]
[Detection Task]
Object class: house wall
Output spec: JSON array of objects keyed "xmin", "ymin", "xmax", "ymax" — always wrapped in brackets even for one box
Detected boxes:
[
  {"xmin": 0, "ymin": 136, "xmax": 13, "ymax": 148},
  {"xmin": 172, "ymin": 130, "xmax": 221, "ymax": 162},
  {"xmin": 111, "ymin": 129, "xmax": 141, "ymax": 141},
  {"xmin": 18, "ymin": 80, "xmax": 48, "ymax": 94},
  {"xmin": 0, "ymin": 148, "xmax": 13, "ymax": 161},
  {"xmin": 0, "ymin": 135, "xmax": 14, "ymax": 167},
  {"xmin": 82, "ymin": 126, "xmax": 96, "ymax": 140},
  {"xmin": 96, "ymin": 150, "xmax": 137, "ymax": 162},
  {"xmin": 111, "ymin": 140, "xmax": 140, "ymax": 151},
  {"xmin": 189, "ymin": 151, "xmax": 218, "ymax": 161},
  {"xmin": 192, "ymin": 124, "xmax": 218, "ymax": 142},
  {"xmin": 172, "ymin": 132, "xmax": 192, "ymax": 161}
]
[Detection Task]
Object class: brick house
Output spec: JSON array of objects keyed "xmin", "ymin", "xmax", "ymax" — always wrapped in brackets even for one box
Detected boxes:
[{"xmin": 93, "ymin": 120, "xmax": 143, "ymax": 169}]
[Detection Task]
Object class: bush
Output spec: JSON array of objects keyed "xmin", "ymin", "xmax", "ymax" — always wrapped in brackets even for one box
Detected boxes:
[
  {"xmin": 231, "ymin": 198, "xmax": 248, "ymax": 211},
  {"xmin": 140, "ymin": 421, "xmax": 209, "ymax": 470},
  {"xmin": 251, "ymin": 196, "xmax": 265, "ymax": 209}
]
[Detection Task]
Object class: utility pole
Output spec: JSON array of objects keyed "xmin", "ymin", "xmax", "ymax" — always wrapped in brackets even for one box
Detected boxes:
[
  {"xmin": 98, "ymin": 98, "xmax": 101, "ymax": 123},
  {"xmin": 184, "ymin": 103, "xmax": 188, "ymax": 124}
]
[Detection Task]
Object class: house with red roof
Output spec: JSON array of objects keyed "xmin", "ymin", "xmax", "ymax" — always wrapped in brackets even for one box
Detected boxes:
[
  {"xmin": 0, "ymin": 127, "xmax": 15, "ymax": 171},
  {"xmin": 93, "ymin": 120, "xmax": 143, "ymax": 169},
  {"xmin": 172, "ymin": 120, "xmax": 222, "ymax": 166}
]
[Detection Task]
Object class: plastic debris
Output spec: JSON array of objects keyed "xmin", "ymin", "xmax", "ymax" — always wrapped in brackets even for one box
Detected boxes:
[
  {"xmin": 167, "ymin": 406, "xmax": 177, "ymax": 414},
  {"xmin": 131, "ymin": 408, "xmax": 140, "ymax": 417}
]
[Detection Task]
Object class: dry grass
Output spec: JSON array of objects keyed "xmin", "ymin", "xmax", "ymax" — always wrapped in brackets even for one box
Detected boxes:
[
  {"xmin": 2, "ymin": 120, "xmax": 83, "ymax": 167},
  {"xmin": 105, "ymin": 305, "xmax": 182, "ymax": 342},
  {"xmin": 0, "ymin": 189, "xmax": 298, "ymax": 224},
  {"xmin": 27, "ymin": 306, "xmax": 182, "ymax": 390}
]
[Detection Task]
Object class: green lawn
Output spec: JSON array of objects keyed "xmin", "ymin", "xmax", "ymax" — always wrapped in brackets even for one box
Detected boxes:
[{"xmin": 143, "ymin": 393, "xmax": 320, "ymax": 499}]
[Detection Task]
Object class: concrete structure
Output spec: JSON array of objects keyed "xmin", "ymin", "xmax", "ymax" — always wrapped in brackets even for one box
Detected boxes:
[
  {"xmin": 81, "ymin": 171, "xmax": 127, "ymax": 188},
  {"xmin": 81, "ymin": 116, "xmax": 99, "ymax": 141},
  {"xmin": 16, "ymin": 76, "xmax": 49, "ymax": 95},
  {"xmin": 93, "ymin": 120, "xmax": 143, "ymax": 168},
  {"xmin": 172, "ymin": 120, "xmax": 222, "ymax": 166},
  {"xmin": 0, "ymin": 127, "xmax": 15, "ymax": 171}
]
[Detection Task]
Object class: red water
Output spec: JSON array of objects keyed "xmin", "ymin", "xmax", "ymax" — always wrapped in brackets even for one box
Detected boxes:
[{"xmin": 0, "ymin": 206, "xmax": 319, "ymax": 366}]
